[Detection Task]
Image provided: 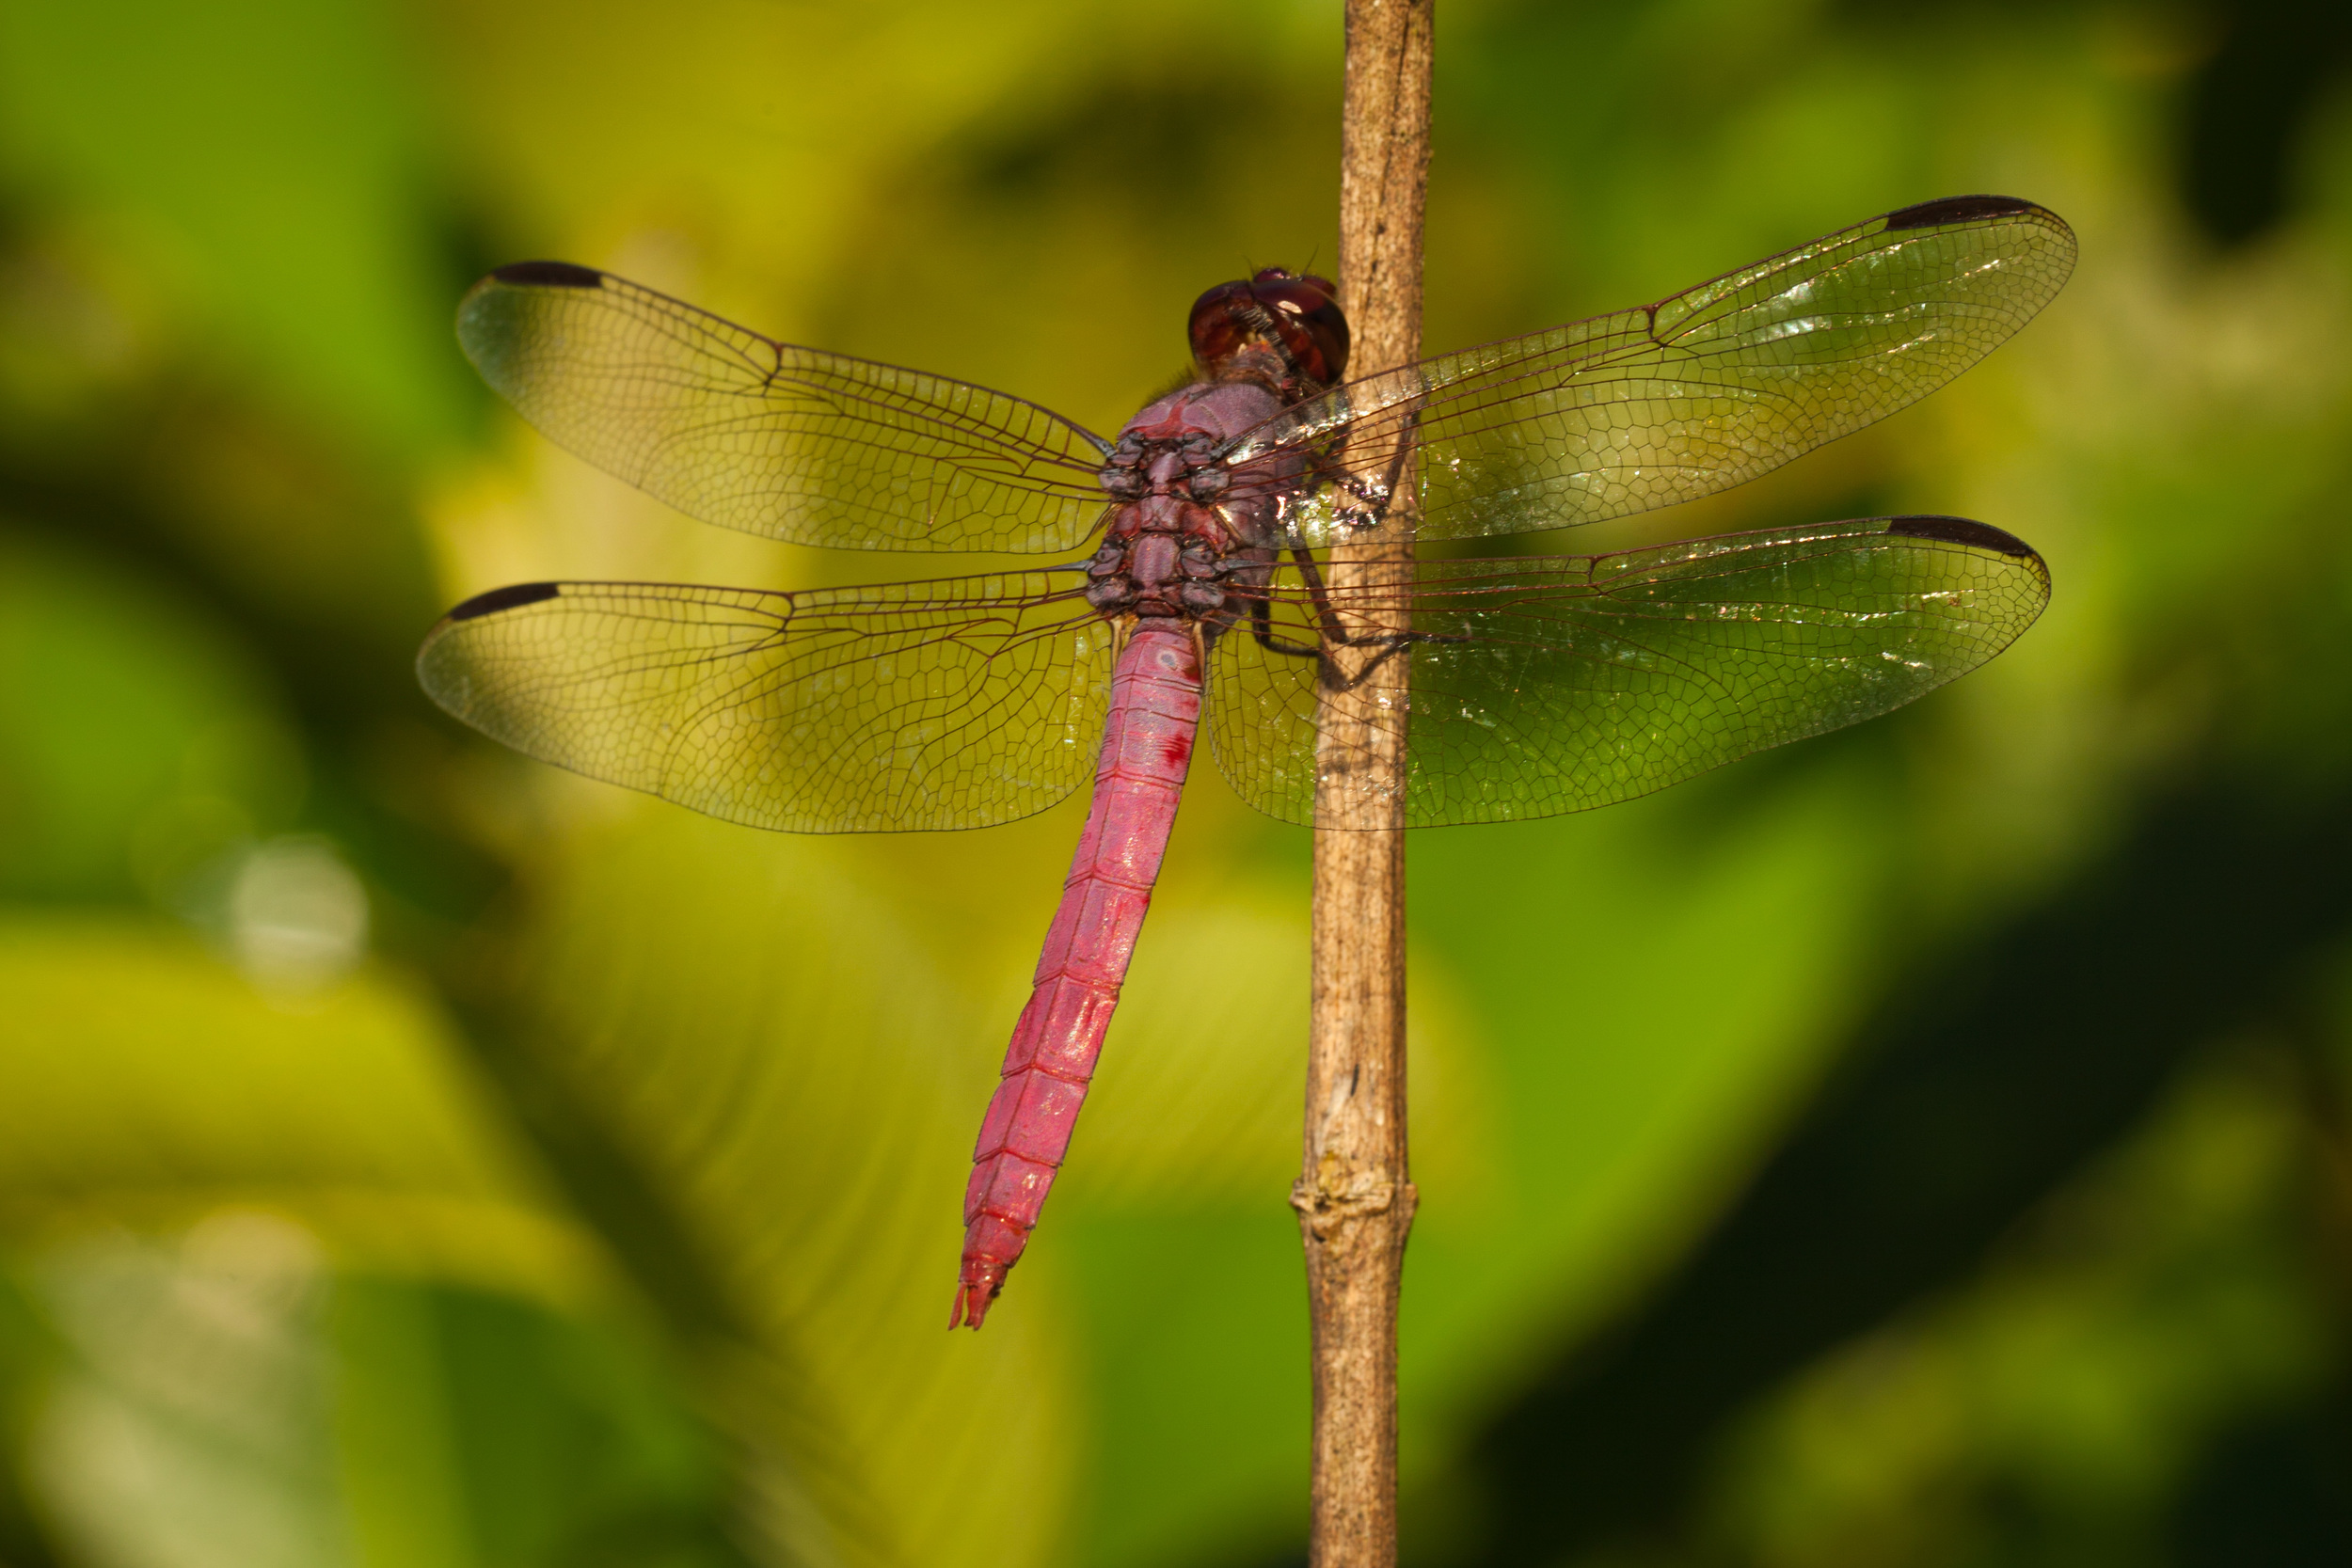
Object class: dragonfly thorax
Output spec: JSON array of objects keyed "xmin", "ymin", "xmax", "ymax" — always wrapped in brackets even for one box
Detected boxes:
[{"xmin": 1085, "ymin": 381, "xmax": 1295, "ymax": 626}]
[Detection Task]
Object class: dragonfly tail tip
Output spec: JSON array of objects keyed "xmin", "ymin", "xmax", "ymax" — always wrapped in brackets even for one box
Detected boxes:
[
  {"xmin": 950, "ymin": 1265, "xmax": 1008, "ymax": 1331},
  {"xmin": 950, "ymin": 1282, "xmax": 993, "ymax": 1331}
]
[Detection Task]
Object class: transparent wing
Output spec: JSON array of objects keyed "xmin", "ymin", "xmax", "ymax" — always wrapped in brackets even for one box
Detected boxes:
[
  {"xmin": 458, "ymin": 263, "xmax": 1115, "ymax": 553},
  {"xmin": 1208, "ymin": 516, "xmax": 2049, "ymax": 827},
  {"xmin": 417, "ymin": 574, "xmax": 1117, "ymax": 833},
  {"xmin": 1229, "ymin": 197, "xmax": 2076, "ymax": 544}
]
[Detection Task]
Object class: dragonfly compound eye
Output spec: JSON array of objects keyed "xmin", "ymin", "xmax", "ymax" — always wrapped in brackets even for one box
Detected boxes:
[
  {"xmin": 1253, "ymin": 272, "xmax": 1349, "ymax": 385},
  {"xmin": 1186, "ymin": 281, "xmax": 1254, "ymax": 372},
  {"xmin": 1187, "ymin": 271, "xmax": 1351, "ymax": 388}
]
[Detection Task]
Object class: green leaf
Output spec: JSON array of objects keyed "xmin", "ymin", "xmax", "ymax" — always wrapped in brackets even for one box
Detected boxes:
[
  {"xmin": 516, "ymin": 813, "xmax": 1079, "ymax": 1568},
  {"xmin": 0, "ymin": 916, "xmax": 599, "ymax": 1306},
  {"xmin": 0, "ymin": 0, "xmax": 466, "ymax": 452}
]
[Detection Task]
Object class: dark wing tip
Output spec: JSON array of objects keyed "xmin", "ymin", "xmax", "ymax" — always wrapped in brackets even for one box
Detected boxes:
[
  {"xmin": 445, "ymin": 581, "xmax": 562, "ymax": 622},
  {"xmin": 486, "ymin": 260, "xmax": 606, "ymax": 289},
  {"xmin": 1882, "ymin": 195, "xmax": 2049, "ymax": 231},
  {"xmin": 1884, "ymin": 515, "xmax": 2038, "ymax": 558}
]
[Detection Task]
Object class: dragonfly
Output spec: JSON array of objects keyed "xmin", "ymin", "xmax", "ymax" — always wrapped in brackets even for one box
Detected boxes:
[{"xmin": 419, "ymin": 194, "xmax": 2074, "ymax": 1329}]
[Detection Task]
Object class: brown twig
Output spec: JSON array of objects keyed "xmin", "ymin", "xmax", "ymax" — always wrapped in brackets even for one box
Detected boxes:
[{"xmin": 1294, "ymin": 3, "xmax": 1432, "ymax": 1565}]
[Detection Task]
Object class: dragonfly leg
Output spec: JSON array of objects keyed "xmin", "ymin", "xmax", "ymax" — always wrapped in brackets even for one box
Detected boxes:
[
  {"xmin": 1319, "ymin": 633, "xmax": 1421, "ymax": 692},
  {"xmin": 1248, "ymin": 590, "xmax": 1322, "ymax": 659},
  {"xmin": 1275, "ymin": 542, "xmax": 1470, "ymax": 692},
  {"xmin": 1284, "ymin": 544, "xmax": 1365, "ymax": 647}
]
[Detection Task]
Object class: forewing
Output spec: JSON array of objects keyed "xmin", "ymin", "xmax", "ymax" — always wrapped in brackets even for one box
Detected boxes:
[
  {"xmin": 459, "ymin": 263, "xmax": 1114, "ymax": 552},
  {"xmin": 418, "ymin": 574, "xmax": 1116, "ymax": 833},
  {"xmin": 1209, "ymin": 516, "xmax": 2049, "ymax": 827},
  {"xmin": 1232, "ymin": 197, "xmax": 2075, "ymax": 543}
]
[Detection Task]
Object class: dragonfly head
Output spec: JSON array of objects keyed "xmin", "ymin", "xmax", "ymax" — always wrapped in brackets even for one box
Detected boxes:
[{"xmin": 1188, "ymin": 269, "xmax": 1349, "ymax": 399}]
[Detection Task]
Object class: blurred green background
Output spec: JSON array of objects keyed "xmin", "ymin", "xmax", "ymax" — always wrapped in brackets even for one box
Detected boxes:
[{"xmin": 2, "ymin": 0, "xmax": 2350, "ymax": 1564}]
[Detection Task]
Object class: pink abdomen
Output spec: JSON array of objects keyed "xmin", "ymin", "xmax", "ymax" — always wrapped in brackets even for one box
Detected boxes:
[{"xmin": 951, "ymin": 621, "xmax": 1201, "ymax": 1329}]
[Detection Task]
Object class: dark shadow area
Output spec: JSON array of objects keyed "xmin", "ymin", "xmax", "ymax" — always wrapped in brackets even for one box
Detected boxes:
[
  {"xmin": 1458, "ymin": 744, "xmax": 2352, "ymax": 1561},
  {"xmin": 2169, "ymin": 1395, "xmax": 2352, "ymax": 1567},
  {"xmin": 1837, "ymin": 0, "xmax": 2352, "ymax": 246},
  {"xmin": 2179, "ymin": 0, "xmax": 2352, "ymax": 246}
]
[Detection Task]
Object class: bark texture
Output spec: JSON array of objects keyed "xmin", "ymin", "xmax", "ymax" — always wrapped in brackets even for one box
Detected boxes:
[{"xmin": 1297, "ymin": 3, "xmax": 1432, "ymax": 1564}]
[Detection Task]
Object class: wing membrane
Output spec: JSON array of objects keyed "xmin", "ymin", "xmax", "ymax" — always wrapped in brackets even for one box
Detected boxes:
[
  {"xmin": 1209, "ymin": 515, "xmax": 2049, "ymax": 827},
  {"xmin": 418, "ymin": 574, "xmax": 1116, "ymax": 832},
  {"xmin": 1232, "ymin": 198, "xmax": 2075, "ymax": 543},
  {"xmin": 459, "ymin": 263, "xmax": 1114, "ymax": 552}
]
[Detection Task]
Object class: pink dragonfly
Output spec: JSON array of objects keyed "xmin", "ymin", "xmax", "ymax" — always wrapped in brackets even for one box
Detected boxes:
[{"xmin": 419, "ymin": 195, "xmax": 2074, "ymax": 1329}]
